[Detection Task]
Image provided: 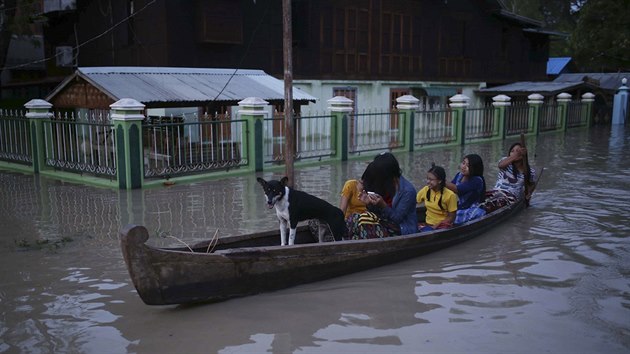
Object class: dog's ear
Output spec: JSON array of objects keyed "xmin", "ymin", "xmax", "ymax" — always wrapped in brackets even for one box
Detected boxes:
[
  {"xmin": 280, "ymin": 176, "xmax": 289, "ymax": 186},
  {"xmin": 256, "ymin": 177, "xmax": 266, "ymax": 187}
]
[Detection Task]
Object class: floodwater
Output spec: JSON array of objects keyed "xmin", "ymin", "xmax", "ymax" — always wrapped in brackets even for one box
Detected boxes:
[{"xmin": 1, "ymin": 126, "xmax": 629, "ymax": 354}]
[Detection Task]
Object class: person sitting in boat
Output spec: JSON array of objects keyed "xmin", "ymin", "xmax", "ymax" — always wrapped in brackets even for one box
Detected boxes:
[
  {"xmin": 445, "ymin": 154, "xmax": 487, "ymax": 224},
  {"xmin": 310, "ymin": 167, "xmax": 373, "ymax": 241},
  {"xmin": 339, "ymin": 167, "xmax": 372, "ymax": 219},
  {"xmin": 483, "ymin": 142, "xmax": 536, "ymax": 213},
  {"xmin": 416, "ymin": 164, "xmax": 458, "ymax": 231},
  {"xmin": 345, "ymin": 152, "xmax": 418, "ymax": 239}
]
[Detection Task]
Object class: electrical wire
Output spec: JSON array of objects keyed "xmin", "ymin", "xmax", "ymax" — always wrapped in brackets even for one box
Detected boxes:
[{"xmin": 1, "ymin": 0, "xmax": 157, "ymax": 71}]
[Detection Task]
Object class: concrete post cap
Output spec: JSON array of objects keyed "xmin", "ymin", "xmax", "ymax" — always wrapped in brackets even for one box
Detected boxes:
[
  {"xmin": 396, "ymin": 95, "xmax": 420, "ymax": 110},
  {"xmin": 556, "ymin": 92, "xmax": 572, "ymax": 102},
  {"xmin": 238, "ymin": 97, "xmax": 269, "ymax": 106},
  {"xmin": 449, "ymin": 94, "xmax": 470, "ymax": 108},
  {"xmin": 327, "ymin": 96, "xmax": 354, "ymax": 112},
  {"xmin": 581, "ymin": 92, "xmax": 595, "ymax": 102},
  {"xmin": 24, "ymin": 99, "xmax": 53, "ymax": 110},
  {"xmin": 110, "ymin": 98, "xmax": 145, "ymax": 110}
]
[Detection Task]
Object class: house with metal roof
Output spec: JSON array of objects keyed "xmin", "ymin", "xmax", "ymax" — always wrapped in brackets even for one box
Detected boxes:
[
  {"xmin": 27, "ymin": 0, "xmax": 557, "ymax": 114},
  {"xmin": 477, "ymin": 72, "xmax": 630, "ymax": 124},
  {"xmin": 547, "ymin": 57, "xmax": 574, "ymax": 77},
  {"xmin": 45, "ymin": 67, "xmax": 317, "ymax": 116}
]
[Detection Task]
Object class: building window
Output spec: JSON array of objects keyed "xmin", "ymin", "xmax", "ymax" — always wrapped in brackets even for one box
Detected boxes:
[
  {"xmin": 196, "ymin": 0, "xmax": 243, "ymax": 44},
  {"xmin": 379, "ymin": 12, "xmax": 421, "ymax": 75},
  {"xmin": 321, "ymin": 6, "xmax": 370, "ymax": 74}
]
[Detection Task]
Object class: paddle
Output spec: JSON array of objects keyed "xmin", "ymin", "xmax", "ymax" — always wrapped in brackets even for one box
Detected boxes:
[
  {"xmin": 526, "ymin": 167, "xmax": 544, "ymax": 207},
  {"xmin": 520, "ymin": 133, "xmax": 536, "ymax": 207}
]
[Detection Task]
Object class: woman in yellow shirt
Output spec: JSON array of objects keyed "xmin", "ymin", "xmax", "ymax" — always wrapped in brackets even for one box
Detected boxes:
[
  {"xmin": 416, "ymin": 164, "xmax": 458, "ymax": 231},
  {"xmin": 340, "ymin": 178, "xmax": 367, "ymax": 219}
]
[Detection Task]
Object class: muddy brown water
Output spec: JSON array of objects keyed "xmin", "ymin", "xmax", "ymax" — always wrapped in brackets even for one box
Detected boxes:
[{"xmin": 1, "ymin": 126, "xmax": 629, "ymax": 353}]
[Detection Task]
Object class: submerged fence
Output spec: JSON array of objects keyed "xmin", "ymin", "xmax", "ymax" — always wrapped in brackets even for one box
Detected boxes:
[{"xmin": 0, "ymin": 92, "xmax": 595, "ymax": 189}]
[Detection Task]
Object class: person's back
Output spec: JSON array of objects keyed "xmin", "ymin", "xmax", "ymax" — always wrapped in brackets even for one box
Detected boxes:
[{"xmin": 340, "ymin": 179, "xmax": 367, "ymax": 218}]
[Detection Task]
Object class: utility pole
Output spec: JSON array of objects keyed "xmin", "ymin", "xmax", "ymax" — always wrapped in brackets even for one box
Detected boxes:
[{"xmin": 282, "ymin": 0, "xmax": 295, "ymax": 188}]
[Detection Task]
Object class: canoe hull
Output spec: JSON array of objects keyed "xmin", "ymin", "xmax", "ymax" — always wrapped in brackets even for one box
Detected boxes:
[{"xmin": 120, "ymin": 199, "xmax": 524, "ymax": 305}]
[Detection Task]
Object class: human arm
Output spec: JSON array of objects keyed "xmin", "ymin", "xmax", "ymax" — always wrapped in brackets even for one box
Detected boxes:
[
  {"xmin": 378, "ymin": 180, "xmax": 417, "ymax": 224},
  {"xmin": 498, "ymin": 146, "xmax": 528, "ymax": 169},
  {"xmin": 437, "ymin": 190, "xmax": 458, "ymax": 227},
  {"xmin": 445, "ymin": 173, "xmax": 458, "ymax": 193}
]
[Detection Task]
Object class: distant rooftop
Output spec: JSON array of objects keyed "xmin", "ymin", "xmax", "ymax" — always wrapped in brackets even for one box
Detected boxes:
[{"xmin": 547, "ymin": 57, "xmax": 572, "ymax": 75}]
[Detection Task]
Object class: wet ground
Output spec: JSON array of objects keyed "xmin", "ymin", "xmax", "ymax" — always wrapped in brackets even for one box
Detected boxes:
[{"xmin": 1, "ymin": 126, "xmax": 629, "ymax": 353}]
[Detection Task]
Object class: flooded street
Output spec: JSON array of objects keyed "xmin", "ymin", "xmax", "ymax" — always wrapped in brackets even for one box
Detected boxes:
[{"xmin": 1, "ymin": 126, "xmax": 629, "ymax": 353}]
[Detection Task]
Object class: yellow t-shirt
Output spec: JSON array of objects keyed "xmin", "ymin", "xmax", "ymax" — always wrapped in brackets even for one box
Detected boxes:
[
  {"xmin": 340, "ymin": 179, "xmax": 367, "ymax": 218},
  {"xmin": 416, "ymin": 186, "xmax": 458, "ymax": 226}
]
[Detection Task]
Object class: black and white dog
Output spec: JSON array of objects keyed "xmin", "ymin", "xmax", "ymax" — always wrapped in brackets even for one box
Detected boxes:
[{"xmin": 257, "ymin": 177, "xmax": 346, "ymax": 245}]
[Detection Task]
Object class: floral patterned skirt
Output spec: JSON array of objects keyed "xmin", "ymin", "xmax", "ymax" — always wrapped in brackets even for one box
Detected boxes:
[
  {"xmin": 481, "ymin": 190, "xmax": 518, "ymax": 213},
  {"xmin": 345, "ymin": 211, "xmax": 400, "ymax": 240}
]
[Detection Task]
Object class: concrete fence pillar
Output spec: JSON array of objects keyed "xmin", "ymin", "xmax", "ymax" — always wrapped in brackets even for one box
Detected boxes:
[
  {"xmin": 24, "ymin": 99, "xmax": 53, "ymax": 173},
  {"xmin": 492, "ymin": 94, "xmax": 511, "ymax": 140},
  {"xmin": 449, "ymin": 94, "xmax": 470, "ymax": 145},
  {"xmin": 328, "ymin": 96, "xmax": 353, "ymax": 161},
  {"xmin": 527, "ymin": 93, "xmax": 544, "ymax": 135},
  {"xmin": 581, "ymin": 92, "xmax": 595, "ymax": 127},
  {"xmin": 612, "ymin": 78, "xmax": 628, "ymax": 125},
  {"xmin": 396, "ymin": 95, "xmax": 419, "ymax": 152},
  {"xmin": 110, "ymin": 98, "xmax": 145, "ymax": 189},
  {"xmin": 556, "ymin": 92, "xmax": 572, "ymax": 131},
  {"xmin": 238, "ymin": 97, "xmax": 268, "ymax": 172}
]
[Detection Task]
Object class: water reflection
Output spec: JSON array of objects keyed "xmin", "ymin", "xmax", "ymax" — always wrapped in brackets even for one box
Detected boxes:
[{"xmin": 1, "ymin": 126, "xmax": 630, "ymax": 353}]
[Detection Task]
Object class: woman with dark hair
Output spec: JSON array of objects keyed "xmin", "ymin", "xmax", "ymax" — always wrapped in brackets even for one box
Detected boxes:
[
  {"xmin": 416, "ymin": 164, "xmax": 458, "ymax": 231},
  {"xmin": 483, "ymin": 142, "xmax": 536, "ymax": 212},
  {"xmin": 345, "ymin": 152, "xmax": 418, "ymax": 239},
  {"xmin": 446, "ymin": 154, "xmax": 487, "ymax": 224}
]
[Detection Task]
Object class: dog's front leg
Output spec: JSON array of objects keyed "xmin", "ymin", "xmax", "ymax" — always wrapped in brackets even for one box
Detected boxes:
[
  {"xmin": 279, "ymin": 220, "xmax": 288, "ymax": 246},
  {"xmin": 288, "ymin": 228, "xmax": 297, "ymax": 245}
]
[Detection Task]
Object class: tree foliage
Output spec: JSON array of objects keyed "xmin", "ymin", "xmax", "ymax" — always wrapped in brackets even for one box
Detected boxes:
[
  {"xmin": 1, "ymin": 0, "xmax": 40, "ymax": 63},
  {"xmin": 506, "ymin": 0, "xmax": 629, "ymax": 72},
  {"xmin": 569, "ymin": 0, "xmax": 630, "ymax": 71}
]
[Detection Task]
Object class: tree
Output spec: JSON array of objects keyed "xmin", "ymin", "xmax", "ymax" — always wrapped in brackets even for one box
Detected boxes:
[
  {"xmin": 0, "ymin": 0, "xmax": 42, "ymax": 102},
  {"xmin": 0, "ymin": 0, "xmax": 19, "ymax": 80},
  {"xmin": 569, "ymin": 0, "xmax": 630, "ymax": 71}
]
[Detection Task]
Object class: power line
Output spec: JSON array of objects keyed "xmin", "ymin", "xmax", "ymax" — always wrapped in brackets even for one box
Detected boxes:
[{"xmin": 1, "ymin": 0, "xmax": 156, "ymax": 71}]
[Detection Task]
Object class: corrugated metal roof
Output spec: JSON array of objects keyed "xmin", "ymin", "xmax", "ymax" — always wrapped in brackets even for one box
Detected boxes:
[
  {"xmin": 554, "ymin": 73, "xmax": 630, "ymax": 91},
  {"xmin": 479, "ymin": 72, "xmax": 630, "ymax": 96},
  {"xmin": 478, "ymin": 81, "xmax": 585, "ymax": 95},
  {"xmin": 547, "ymin": 57, "xmax": 572, "ymax": 75},
  {"xmin": 47, "ymin": 67, "xmax": 317, "ymax": 104}
]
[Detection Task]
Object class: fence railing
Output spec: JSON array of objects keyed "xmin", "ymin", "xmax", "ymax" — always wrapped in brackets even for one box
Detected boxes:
[
  {"xmin": 43, "ymin": 116, "xmax": 117, "ymax": 177},
  {"xmin": 263, "ymin": 114, "xmax": 336, "ymax": 163},
  {"xmin": 539, "ymin": 104, "xmax": 562, "ymax": 132},
  {"xmin": 349, "ymin": 111, "xmax": 405, "ymax": 155},
  {"xmin": 505, "ymin": 103, "xmax": 533, "ymax": 136},
  {"xmin": 143, "ymin": 118, "xmax": 247, "ymax": 179},
  {"xmin": 567, "ymin": 101, "xmax": 588, "ymax": 128},
  {"xmin": 414, "ymin": 108, "xmax": 457, "ymax": 146},
  {"xmin": 465, "ymin": 106, "xmax": 496, "ymax": 141},
  {"xmin": 1, "ymin": 94, "xmax": 595, "ymax": 189},
  {"xmin": 0, "ymin": 109, "xmax": 31, "ymax": 165}
]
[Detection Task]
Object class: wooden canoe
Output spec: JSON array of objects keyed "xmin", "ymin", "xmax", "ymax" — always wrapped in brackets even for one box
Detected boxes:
[{"xmin": 120, "ymin": 198, "xmax": 525, "ymax": 305}]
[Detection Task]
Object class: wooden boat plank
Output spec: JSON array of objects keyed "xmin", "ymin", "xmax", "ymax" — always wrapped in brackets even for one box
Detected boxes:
[{"xmin": 120, "ymin": 199, "xmax": 524, "ymax": 305}]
